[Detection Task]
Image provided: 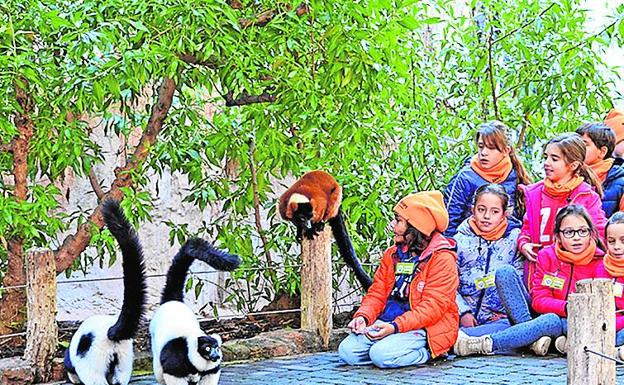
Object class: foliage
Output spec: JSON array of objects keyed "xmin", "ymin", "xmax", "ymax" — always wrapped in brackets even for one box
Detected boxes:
[{"xmin": 1, "ymin": 0, "xmax": 623, "ymax": 312}]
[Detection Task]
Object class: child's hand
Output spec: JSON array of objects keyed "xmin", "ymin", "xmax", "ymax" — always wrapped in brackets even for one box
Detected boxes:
[
  {"xmin": 347, "ymin": 316, "xmax": 367, "ymax": 334},
  {"xmin": 521, "ymin": 243, "xmax": 540, "ymax": 262},
  {"xmin": 460, "ymin": 313, "xmax": 478, "ymax": 328},
  {"xmin": 364, "ymin": 323, "xmax": 394, "ymax": 341}
]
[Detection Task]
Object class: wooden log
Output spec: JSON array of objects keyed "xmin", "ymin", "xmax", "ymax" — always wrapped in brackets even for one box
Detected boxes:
[
  {"xmin": 23, "ymin": 249, "xmax": 58, "ymax": 383},
  {"xmin": 300, "ymin": 225, "xmax": 333, "ymax": 348},
  {"xmin": 567, "ymin": 278, "xmax": 615, "ymax": 385}
]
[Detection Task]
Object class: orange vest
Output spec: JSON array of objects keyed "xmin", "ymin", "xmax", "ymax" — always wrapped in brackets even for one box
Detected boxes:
[{"xmin": 354, "ymin": 233, "xmax": 459, "ymax": 358}]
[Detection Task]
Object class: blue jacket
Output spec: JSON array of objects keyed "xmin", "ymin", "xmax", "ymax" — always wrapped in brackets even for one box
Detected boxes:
[
  {"xmin": 444, "ymin": 162, "xmax": 520, "ymax": 237},
  {"xmin": 602, "ymin": 163, "xmax": 624, "ymax": 218},
  {"xmin": 454, "ymin": 218, "xmax": 522, "ymax": 324}
]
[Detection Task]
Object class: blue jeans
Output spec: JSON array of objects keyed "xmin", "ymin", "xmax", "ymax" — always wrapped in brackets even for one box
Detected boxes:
[
  {"xmin": 489, "ymin": 266, "xmax": 563, "ymax": 352},
  {"xmin": 495, "ymin": 265, "xmax": 532, "ymax": 324},
  {"xmin": 462, "ymin": 318, "xmax": 511, "ymax": 337},
  {"xmin": 338, "ymin": 321, "xmax": 430, "ymax": 368}
]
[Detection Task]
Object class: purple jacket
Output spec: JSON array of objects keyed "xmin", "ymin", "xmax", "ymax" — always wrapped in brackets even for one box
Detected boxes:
[
  {"xmin": 531, "ymin": 244, "xmax": 604, "ymax": 317},
  {"xmin": 518, "ymin": 181, "xmax": 606, "ymax": 288}
]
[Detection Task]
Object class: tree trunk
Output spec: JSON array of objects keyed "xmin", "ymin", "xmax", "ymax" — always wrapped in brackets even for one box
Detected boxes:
[
  {"xmin": 567, "ymin": 278, "xmax": 615, "ymax": 385},
  {"xmin": 300, "ymin": 225, "xmax": 333, "ymax": 348},
  {"xmin": 24, "ymin": 249, "xmax": 57, "ymax": 382},
  {"xmin": 0, "ymin": 79, "xmax": 34, "ymax": 336}
]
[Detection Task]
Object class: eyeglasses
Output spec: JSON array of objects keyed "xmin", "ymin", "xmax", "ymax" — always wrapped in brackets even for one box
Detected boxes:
[{"xmin": 559, "ymin": 227, "xmax": 591, "ymax": 239}]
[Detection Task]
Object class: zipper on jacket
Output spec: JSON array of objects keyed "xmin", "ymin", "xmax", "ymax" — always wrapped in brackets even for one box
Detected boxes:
[
  {"xmin": 474, "ymin": 242, "xmax": 493, "ymax": 319},
  {"xmin": 564, "ymin": 263, "xmax": 574, "ymax": 299}
]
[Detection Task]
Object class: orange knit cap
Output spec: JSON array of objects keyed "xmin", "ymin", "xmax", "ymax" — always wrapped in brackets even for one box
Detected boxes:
[
  {"xmin": 605, "ymin": 109, "xmax": 624, "ymax": 144},
  {"xmin": 393, "ymin": 191, "xmax": 449, "ymax": 236}
]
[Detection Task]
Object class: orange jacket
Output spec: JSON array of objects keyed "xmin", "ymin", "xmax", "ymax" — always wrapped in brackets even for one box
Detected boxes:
[{"xmin": 353, "ymin": 232, "xmax": 459, "ymax": 358}]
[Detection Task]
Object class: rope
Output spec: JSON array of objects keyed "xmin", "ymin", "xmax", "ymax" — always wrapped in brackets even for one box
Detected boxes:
[
  {"xmin": 196, "ymin": 308, "xmax": 302, "ymax": 322},
  {"xmin": 0, "ymin": 284, "xmax": 26, "ymax": 291},
  {"xmin": 584, "ymin": 346, "xmax": 624, "ymax": 366}
]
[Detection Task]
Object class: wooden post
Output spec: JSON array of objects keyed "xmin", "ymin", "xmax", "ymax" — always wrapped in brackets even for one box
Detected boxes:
[
  {"xmin": 23, "ymin": 248, "xmax": 58, "ymax": 383},
  {"xmin": 567, "ymin": 278, "xmax": 615, "ymax": 385},
  {"xmin": 300, "ymin": 225, "xmax": 333, "ymax": 348}
]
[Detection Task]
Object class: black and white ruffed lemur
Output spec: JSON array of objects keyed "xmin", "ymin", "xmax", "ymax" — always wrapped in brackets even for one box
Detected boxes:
[
  {"xmin": 150, "ymin": 238, "xmax": 241, "ymax": 385},
  {"xmin": 278, "ymin": 170, "xmax": 373, "ymax": 290},
  {"xmin": 64, "ymin": 199, "xmax": 147, "ymax": 385}
]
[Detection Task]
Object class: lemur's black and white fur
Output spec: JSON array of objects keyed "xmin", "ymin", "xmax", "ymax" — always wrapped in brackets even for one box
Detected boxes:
[
  {"xmin": 150, "ymin": 238, "xmax": 241, "ymax": 385},
  {"xmin": 64, "ymin": 200, "xmax": 147, "ymax": 385}
]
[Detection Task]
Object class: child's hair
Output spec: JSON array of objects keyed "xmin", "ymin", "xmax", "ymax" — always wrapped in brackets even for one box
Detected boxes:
[
  {"xmin": 472, "ymin": 183, "xmax": 510, "ymax": 211},
  {"xmin": 546, "ymin": 133, "xmax": 604, "ymax": 197},
  {"xmin": 553, "ymin": 204, "xmax": 604, "ymax": 250},
  {"xmin": 606, "ymin": 212, "xmax": 624, "ymax": 235},
  {"xmin": 575, "ymin": 122, "xmax": 616, "ymax": 159},
  {"xmin": 476, "ymin": 121, "xmax": 532, "ymax": 216},
  {"xmin": 402, "ymin": 223, "xmax": 431, "ymax": 255}
]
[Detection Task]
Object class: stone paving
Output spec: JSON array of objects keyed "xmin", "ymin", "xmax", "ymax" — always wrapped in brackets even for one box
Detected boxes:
[{"xmin": 128, "ymin": 351, "xmax": 624, "ymax": 385}]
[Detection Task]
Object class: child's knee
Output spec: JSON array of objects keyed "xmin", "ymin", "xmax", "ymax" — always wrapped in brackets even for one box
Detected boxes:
[
  {"xmin": 368, "ymin": 343, "xmax": 395, "ymax": 368},
  {"xmin": 495, "ymin": 265, "xmax": 516, "ymax": 281},
  {"xmin": 338, "ymin": 335, "xmax": 364, "ymax": 365},
  {"xmin": 541, "ymin": 313, "xmax": 563, "ymax": 335}
]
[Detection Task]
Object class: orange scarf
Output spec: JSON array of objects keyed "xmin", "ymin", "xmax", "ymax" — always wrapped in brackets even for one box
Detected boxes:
[
  {"xmin": 589, "ymin": 159, "xmax": 613, "ymax": 183},
  {"xmin": 543, "ymin": 175, "xmax": 584, "ymax": 198},
  {"xmin": 468, "ymin": 217, "xmax": 508, "ymax": 241},
  {"xmin": 555, "ymin": 239, "xmax": 596, "ymax": 266},
  {"xmin": 470, "ymin": 155, "xmax": 513, "ymax": 183},
  {"xmin": 604, "ymin": 253, "xmax": 624, "ymax": 277}
]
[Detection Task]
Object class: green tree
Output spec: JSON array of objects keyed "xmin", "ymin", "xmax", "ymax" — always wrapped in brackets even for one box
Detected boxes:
[{"xmin": 0, "ymin": 0, "xmax": 623, "ymax": 334}]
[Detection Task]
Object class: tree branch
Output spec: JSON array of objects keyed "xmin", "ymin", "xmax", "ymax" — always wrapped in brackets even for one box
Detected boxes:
[
  {"xmin": 224, "ymin": 91, "xmax": 277, "ymax": 106},
  {"xmin": 248, "ymin": 138, "xmax": 272, "ymax": 265},
  {"xmin": 178, "ymin": 53, "xmax": 219, "ymax": 69},
  {"xmin": 487, "ymin": 28, "xmax": 500, "ymax": 120},
  {"xmin": 240, "ymin": 2, "xmax": 310, "ymax": 28},
  {"xmin": 492, "ymin": 4, "xmax": 555, "ymax": 45},
  {"xmin": 0, "ymin": 142, "xmax": 13, "ymax": 153},
  {"xmin": 88, "ymin": 168, "xmax": 105, "ymax": 201},
  {"xmin": 54, "ymin": 77, "xmax": 177, "ymax": 274}
]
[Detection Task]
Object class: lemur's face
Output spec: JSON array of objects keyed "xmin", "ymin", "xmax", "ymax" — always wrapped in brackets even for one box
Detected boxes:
[
  {"xmin": 292, "ymin": 203, "xmax": 313, "ymax": 232},
  {"xmin": 198, "ymin": 335, "xmax": 222, "ymax": 362}
]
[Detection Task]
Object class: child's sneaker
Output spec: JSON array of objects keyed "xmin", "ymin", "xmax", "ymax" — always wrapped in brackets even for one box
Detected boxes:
[
  {"xmin": 454, "ymin": 331, "xmax": 493, "ymax": 356},
  {"xmin": 554, "ymin": 336, "xmax": 567, "ymax": 354},
  {"xmin": 530, "ymin": 336, "xmax": 551, "ymax": 356}
]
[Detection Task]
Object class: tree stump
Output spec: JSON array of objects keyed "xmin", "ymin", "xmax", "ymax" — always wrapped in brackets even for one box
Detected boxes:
[
  {"xmin": 300, "ymin": 225, "xmax": 332, "ymax": 348},
  {"xmin": 567, "ymin": 278, "xmax": 615, "ymax": 385},
  {"xmin": 23, "ymin": 249, "xmax": 58, "ymax": 383}
]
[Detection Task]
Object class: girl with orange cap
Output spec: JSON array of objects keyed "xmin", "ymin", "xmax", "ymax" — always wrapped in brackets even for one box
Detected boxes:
[
  {"xmin": 338, "ymin": 191, "xmax": 459, "ymax": 368},
  {"xmin": 444, "ymin": 121, "xmax": 531, "ymax": 237}
]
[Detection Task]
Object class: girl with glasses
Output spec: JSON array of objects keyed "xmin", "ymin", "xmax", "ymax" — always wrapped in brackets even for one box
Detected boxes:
[{"xmin": 455, "ymin": 205, "xmax": 603, "ymax": 356}]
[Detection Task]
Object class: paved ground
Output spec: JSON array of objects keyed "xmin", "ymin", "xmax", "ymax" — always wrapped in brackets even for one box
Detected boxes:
[{"xmin": 128, "ymin": 351, "xmax": 624, "ymax": 385}]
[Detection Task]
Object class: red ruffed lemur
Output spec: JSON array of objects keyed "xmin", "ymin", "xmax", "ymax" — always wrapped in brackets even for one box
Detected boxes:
[{"xmin": 279, "ymin": 170, "xmax": 372, "ymax": 290}]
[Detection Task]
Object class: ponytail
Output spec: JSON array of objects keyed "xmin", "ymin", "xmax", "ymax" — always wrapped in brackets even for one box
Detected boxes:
[
  {"xmin": 509, "ymin": 149, "xmax": 531, "ymax": 217},
  {"xmin": 578, "ymin": 163, "xmax": 604, "ymax": 198}
]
